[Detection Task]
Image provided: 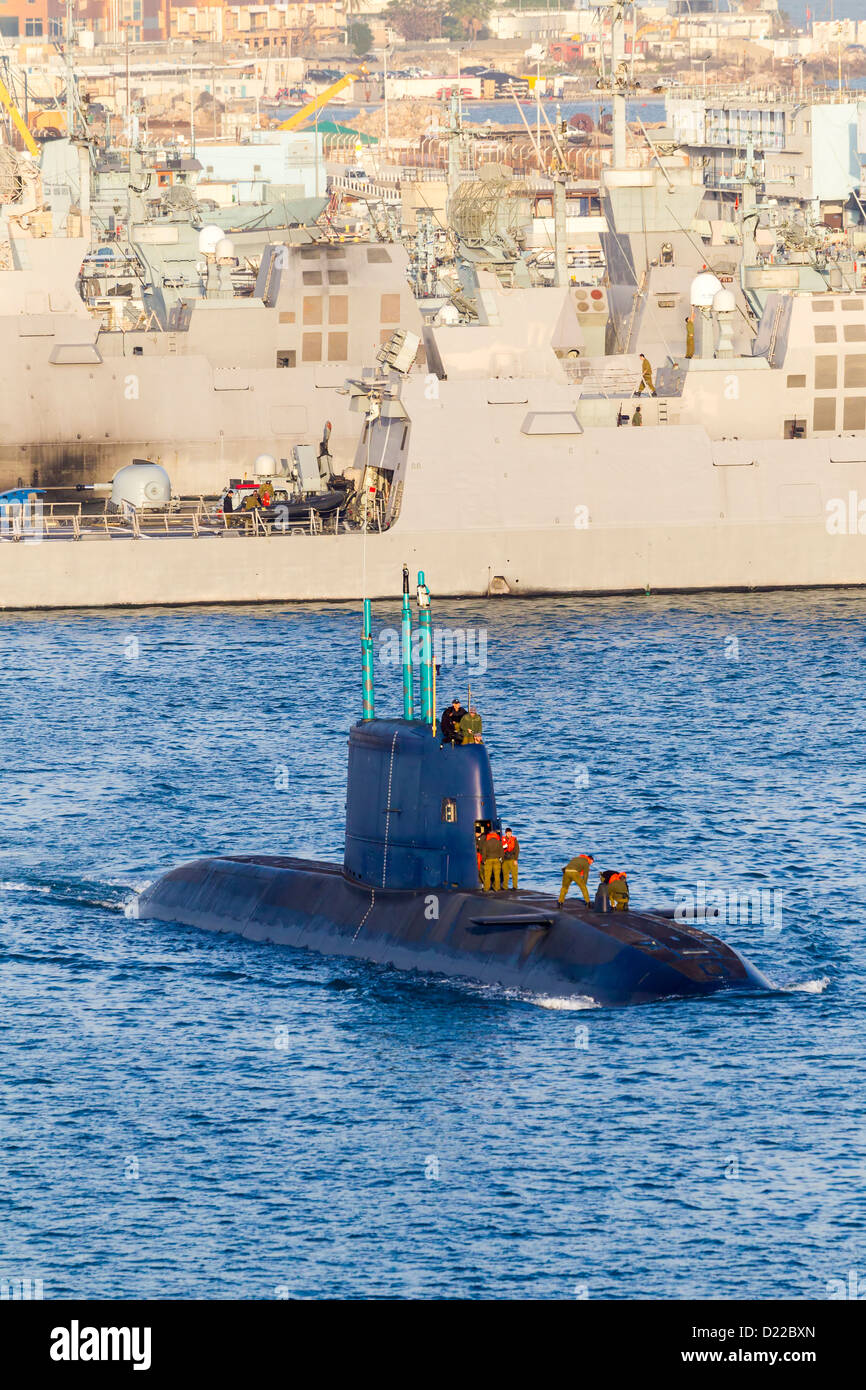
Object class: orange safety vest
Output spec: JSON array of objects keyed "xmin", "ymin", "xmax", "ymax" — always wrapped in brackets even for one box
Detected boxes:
[{"xmin": 502, "ymin": 835, "xmax": 516, "ymax": 855}]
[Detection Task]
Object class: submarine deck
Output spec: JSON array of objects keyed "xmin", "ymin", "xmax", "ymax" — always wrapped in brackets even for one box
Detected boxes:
[{"xmin": 220, "ymin": 852, "xmax": 747, "ymax": 971}]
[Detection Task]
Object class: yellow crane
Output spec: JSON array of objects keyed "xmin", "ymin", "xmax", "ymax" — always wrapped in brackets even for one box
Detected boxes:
[
  {"xmin": 278, "ymin": 67, "xmax": 368, "ymax": 133},
  {"xmin": 0, "ymin": 74, "xmax": 39, "ymax": 156}
]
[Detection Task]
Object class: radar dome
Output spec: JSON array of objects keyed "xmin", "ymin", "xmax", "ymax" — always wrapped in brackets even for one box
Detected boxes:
[
  {"xmin": 198, "ymin": 224, "xmax": 224, "ymax": 256},
  {"xmin": 712, "ymin": 288, "xmax": 736, "ymax": 314},
  {"xmin": 690, "ymin": 270, "xmax": 723, "ymax": 308},
  {"xmin": 111, "ymin": 460, "xmax": 171, "ymax": 510},
  {"xmin": 254, "ymin": 454, "xmax": 277, "ymax": 473},
  {"xmin": 215, "ymin": 237, "xmax": 235, "ymax": 261}
]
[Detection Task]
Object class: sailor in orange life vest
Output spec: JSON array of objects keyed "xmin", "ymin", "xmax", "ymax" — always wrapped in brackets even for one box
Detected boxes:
[
  {"xmin": 481, "ymin": 826, "xmax": 504, "ymax": 891},
  {"xmin": 501, "ymin": 828, "xmax": 519, "ymax": 890},
  {"xmin": 594, "ymin": 869, "xmax": 630, "ymax": 913}
]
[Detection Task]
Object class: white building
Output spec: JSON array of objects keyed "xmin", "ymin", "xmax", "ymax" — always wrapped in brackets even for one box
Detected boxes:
[{"xmin": 195, "ymin": 130, "xmax": 327, "ymax": 202}]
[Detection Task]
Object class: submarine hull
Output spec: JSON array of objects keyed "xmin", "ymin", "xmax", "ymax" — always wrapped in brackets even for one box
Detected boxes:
[{"xmin": 136, "ymin": 854, "xmax": 773, "ymax": 1007}]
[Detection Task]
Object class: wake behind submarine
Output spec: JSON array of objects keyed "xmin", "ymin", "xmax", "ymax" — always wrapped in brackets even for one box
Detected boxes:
[{"xmin": 136, "ymin": 571, "xmax": 772, "ymax": 1008}]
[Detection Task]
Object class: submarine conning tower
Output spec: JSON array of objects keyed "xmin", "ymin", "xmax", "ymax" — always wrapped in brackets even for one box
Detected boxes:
[{"xmin": 343, "ymin": 569, "xmax": 498, "ymax": 891}]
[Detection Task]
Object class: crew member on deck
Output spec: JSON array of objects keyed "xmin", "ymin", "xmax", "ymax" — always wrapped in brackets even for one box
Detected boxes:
[
  {"xmin": 594, "ymin": 869, "xmax": 629, "ymax": 913},
  {"xmin": 482, "ymin": 827, "xmax": 503, "ymax": 891},
  {"xmin": 636, "ymin": 354, "xmax": 657, "ymax": 397},
  {"xmin": 441, "ymin": 697, "xmax": 466, "ymax": 746},
  {"xmin": 632, "ymin": 405, "xmax": 643, "ymax": 427},
  {"xmin": 318, "ymin": 419, "xmax": 332, "ymax": 462},
  {"xmin": 502, "ymin": 827, "xmax": 519, "ymax": 890},
  {"xmin": 559, "ymin": 854, "xmax": 594, "ymax": 906},
  {"xmin": 459, "ymin": 705, "xmax": 483, "ymax": 744},
  {"xmin": 609, "ymin": 871, "xmax": 629, "ymax": 911}
]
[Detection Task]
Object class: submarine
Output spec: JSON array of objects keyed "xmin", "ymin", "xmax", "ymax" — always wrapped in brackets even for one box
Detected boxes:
[{"xmin": 136, "ymin": 570, "xmax": 772, "ymax": 1008}]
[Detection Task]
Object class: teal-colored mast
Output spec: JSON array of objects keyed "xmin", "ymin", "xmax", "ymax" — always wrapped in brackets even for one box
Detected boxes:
[
  {"xmin": 417, "ymin": 570, "xmax": 434, "ymax": 731},
  {"xmin": 401, "ymin": 564, "xmax": 414, "ymax": 721},
  {"xmin": 361, "ymin": 597, "xmax": 375, "ymax": 720}
]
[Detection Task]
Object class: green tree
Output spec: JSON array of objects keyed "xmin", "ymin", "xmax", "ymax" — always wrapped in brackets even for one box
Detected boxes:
[
  {"xmin": 443, "ymin": 0, "xmax": 491, "ymax": 40},
  {"xmin": 348, "ymin": 21, "xmax": 373, "ymax": 56},
  {"xmin": 386, "ymin": 0, "xmax": 445, "ymax": 42}
]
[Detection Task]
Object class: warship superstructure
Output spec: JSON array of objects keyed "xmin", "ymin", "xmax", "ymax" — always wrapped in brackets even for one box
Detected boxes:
[{"xmin": 2, "ymin": 2, "xmax": 866, "ymax": 607}]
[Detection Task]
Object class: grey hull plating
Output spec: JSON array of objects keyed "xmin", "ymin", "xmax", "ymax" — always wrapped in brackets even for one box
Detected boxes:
[{"xmin": 136, "ymin": 854, "xmax": 772, "ymax": 1007}]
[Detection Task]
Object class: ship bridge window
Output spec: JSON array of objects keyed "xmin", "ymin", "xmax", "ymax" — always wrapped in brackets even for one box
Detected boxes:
[
  {"xmin": 843, "ymin": 398, "xmax": 866, "ymax": 431},
  {"xmin": 843, "ymin": 324, "xmax": 866, "ymax": 342},
  {"xmin": 812, "ymin": 300, "xmax": 834, "ymax": 313},
  {"xmin": 367, "ymin": 248, "xmax": 392, "ymax": 264},
  {"xmin": 328, "ymin": 270, "xmax": 349, "ymax": 285},
  {"xmin": 786, "ymin": 374, "xmax": 806, "ymax": 388},
  {"xmin": 815, "ymin": 357, "xmax": 838, "ymax": 390},
  {"xmin": 813, "ymin": 399, "xmax": 836, "ymax": 432},
  {"xmin": 302, "ymin": 333, "xmax": 322, "ymax": 363},
  {"xmin": 441, "ymin": 798, "xmax": 457, "ymax": 823},
  {"xmin": 841, "ymin": 299, "xmax": 863, "ymax": 311},
  {"xmin": 814, "ymin": 326, "xmax": 837, "ymax": 343},
  {"xmin": 302, "ymin": 271, "xmax": 323, "ymax": 286},
  {"xmin": 844, "ymin": 355, "xmax": 866, "ymax": 388}
]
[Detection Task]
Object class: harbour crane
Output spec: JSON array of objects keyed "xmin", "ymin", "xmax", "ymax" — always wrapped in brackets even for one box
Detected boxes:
[{"xmin": 278, "ymin": 67, "xmax": 368, "ymax": 133}]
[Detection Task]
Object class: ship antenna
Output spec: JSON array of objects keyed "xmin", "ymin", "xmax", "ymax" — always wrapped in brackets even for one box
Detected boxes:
[
  {"xmin": 416, "ymin": 570, "xmax": 434, "ymax": 733},
  {"xmin": 361, "ymin": 598, "xmax": 375, "ymax": 722},
  {"xmin": 401, "ymin": 564, "xmax": 414, "ymax": 721}
]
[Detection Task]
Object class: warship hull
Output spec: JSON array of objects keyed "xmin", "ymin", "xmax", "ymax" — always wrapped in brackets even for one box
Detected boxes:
[{"xmin": 135, "ymin": 854, "xmax": 773, "ymax": 1008}]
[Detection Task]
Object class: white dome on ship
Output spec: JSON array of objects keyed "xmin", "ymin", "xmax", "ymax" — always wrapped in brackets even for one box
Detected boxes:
[
  {"xmin": 713, "ymin": 288, "xmax": 736, "ymax": 314},
  {"xmin": 111, "ymin": 460, "xmax": 171, "ymax": 510},
  {"xmin": 254, "ymin": 454, "xmax": 276, "ymax": 473},
  {"xmin": 197, "ymin": 224, "xmax": 224, "ymax": 256},
  {"xmin": 690, "ymin": 271, "xmax": 723, "ymax": 307},
  {"xmin": 215, "ymin": 237, "xmax": 235, "ymax": 261}
]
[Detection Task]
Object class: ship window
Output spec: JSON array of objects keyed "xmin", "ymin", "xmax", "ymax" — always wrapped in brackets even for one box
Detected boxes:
[
  {"xmin": 441, "ymin": 798, "xmax": 457, "ymax": 823},
  {"xmin": 301, "ymin": 333, "xmax": 322, "ymax": 363},
  {"xmin": 279, "ymin": 311, "xmax": 295, "ymax": 324},
  {"xmin": 302, "ymin": 271, "xmax": 323, "ymax": 286},
  {"xmin": 300, "ymin": 247, "xmax": 319, "ymax": 260},
  {"xmin": 843, "ymin": 398, "xmax": 866, "ymax": 431},
  {"xmin": 326, "ymin": 248, "xmax": 346, "ymax": 259},
  {"xmin": 812, "ymin": 300, "xmax": 834, "ymax": 312},
  {"xmin": 813, "ymin": 398, "xmax": 836, "ymax": 432},
  {"xmin": 380, "ymin": 293, "xmax": 401, "ymax": 324},
  {"xmin": 814, "ymin": 326, "xmax": 836, "ymax": 343},
  {"xmin": 329, "ymin": 295, "xmax": 348, "ymax": 325},
  {"xmin": 327, "ymin": 333, "xmax": 348, "ymax": 362},
  {"xmin": 786, "ymin": 374, "xmax": 806, "ymax": 388},
  {"xmin": 815, "ymin": 357, "xmax": 837, "ymax": 390},
  {"xmin": 844, "ymin": 324, "xmax": 866, "ymax": 341},
  {"xmin": 367, "ymin": 248, "xmax": 391, "ymax": 264},
  {"xmin": 302, "ymin": 296, "xmax": 322, "ymax": 325},
  {"xmin": 841, "ymin": 299, "xmax": 863, "ymax": 311},
  {"xmin": 844, "ymin": 355, "xmax": 866, "ymax": 388},
  {"xmin": 328, "ymin": 270, "xmax": 349, "ymax": 285},
  {"xmin": 276, "ymin": 350, "xmax": 296, "ymax": 368}
]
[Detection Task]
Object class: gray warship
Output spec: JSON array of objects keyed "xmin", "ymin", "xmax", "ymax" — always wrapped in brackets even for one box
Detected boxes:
[{"xmin": 1, "ymin": 2, "xmax": 866, "ymax": 607}]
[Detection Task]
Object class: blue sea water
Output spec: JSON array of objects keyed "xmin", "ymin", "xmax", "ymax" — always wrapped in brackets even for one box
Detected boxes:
[{"xmin": 0, "ymin": 592, "xmax": 863, "ymax": 1301}]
